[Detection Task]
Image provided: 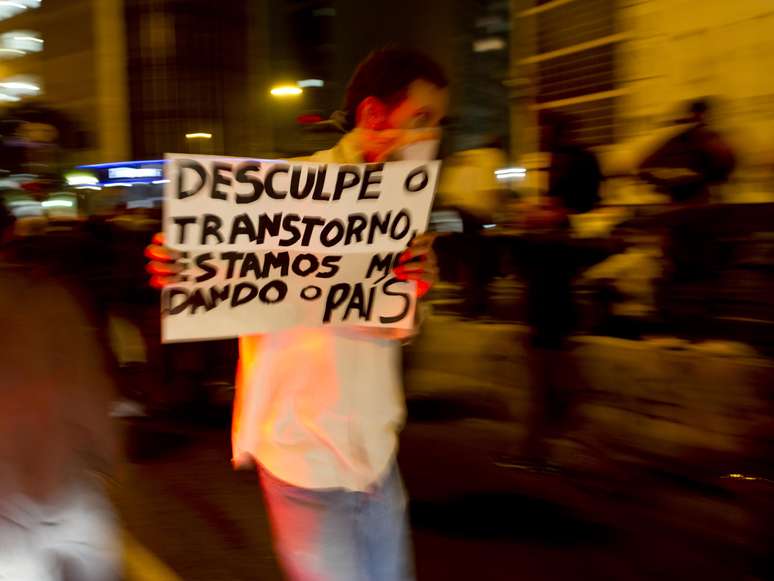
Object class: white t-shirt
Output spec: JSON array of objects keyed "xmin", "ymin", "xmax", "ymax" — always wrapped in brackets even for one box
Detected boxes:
[
  {"xmin": 232, "ymin": 328, "xmax": 405, "ymax": 491},
  {"xmin": 231, "ymin": 134, "xmax": 408, "ymax": 491}
]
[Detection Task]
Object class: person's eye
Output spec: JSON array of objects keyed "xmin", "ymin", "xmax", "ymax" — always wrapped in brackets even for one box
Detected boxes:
[{"xmin": 412, "ymin": 112, "xmax": 431, "ymax": 127}]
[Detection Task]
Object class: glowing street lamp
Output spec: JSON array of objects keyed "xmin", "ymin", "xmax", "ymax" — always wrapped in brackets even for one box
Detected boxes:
[
  {"xmin": 0, "ymin": 80, "xmax": 41, "ymax": 96},
  {"xmin": 270, "ymin": 85, "xmax": 302, "ymax": 97},
  {"xmin": 185, "ymin": 132, "xmax": 212, "ymax": 139},
  {"xmin": 65, "ymin": 172, "xmax": 99, "ymax": 186}
]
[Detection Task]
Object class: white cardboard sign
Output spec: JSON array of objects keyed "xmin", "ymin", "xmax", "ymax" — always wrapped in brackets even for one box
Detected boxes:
[{"xmin": 161, "ymin": 154, "xmax": 439, "ymax": 342}]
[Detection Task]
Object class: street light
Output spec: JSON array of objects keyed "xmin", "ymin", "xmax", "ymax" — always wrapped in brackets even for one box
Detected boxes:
[
  {"xmin": 65, "ymin": 172, "xmax": 99, "ymax": 186},
  {"xmin": 270, "ymin": 85, "xmax": 302, "ymax": 97},
  {"xmin": 297, "ymin": 79, "xmax": 324, "ymax": 88},
  {"xmin": 0, "ymin": 80, "xmax": 40, "ymax": 97},
  {"xmin": 185, "ymin": 132, "xmax": 212, "ymax": 139}
]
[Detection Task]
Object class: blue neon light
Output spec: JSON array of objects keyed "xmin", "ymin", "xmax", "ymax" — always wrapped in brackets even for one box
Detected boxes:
[
  {"xmin": 76, "ymin": 159, "xmax": 166, "ymax": 170},
  {"xmin": 97, "ymin": 180, "xmax": 162, "ymax": 187}
]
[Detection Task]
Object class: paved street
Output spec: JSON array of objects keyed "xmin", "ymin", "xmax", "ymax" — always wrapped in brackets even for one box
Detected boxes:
[
  {"xmin": 116, "ymin": 416, "xmax": 766, "ymax": 580},
  {"xmin": 12, "ymin": 279, "xmax": 768, "ymax": 580},
  {"xmin": 115, "ymin": 309, "xmax": 774, "ymax": 580}
]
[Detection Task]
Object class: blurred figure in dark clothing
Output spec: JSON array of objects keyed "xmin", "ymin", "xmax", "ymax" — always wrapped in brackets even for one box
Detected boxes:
[
  {"xmin": 0, "ymin": 201, "xmax": 120, "ymax": 580},
  {"xmin": 640, "ymin": 100, "xmax": 737, "ymax": 288},
  {"xmin": 639, "ymin": 98, "xmax": 736, "ymax": 204},
  {"xmin": 523, "ymin": 111, "xmax": 602, "ymax": 348},
  {"xmin": 435, "ymin": 136, "xmax": 508, "ymax": 318},
  {"xmin": 540, "ymin": 110, "xmax": 602, "ymax": 216},
  {"xmin": 100, "ymin": 210, "xmax": 161, "ymax": 415},
  {"xmin": 523, "ymin": 111, "xmax": 603, "ymax": 345},
  {"xmin": 509, "ymin": 111, "xmax": 603, "ymax": 467}
]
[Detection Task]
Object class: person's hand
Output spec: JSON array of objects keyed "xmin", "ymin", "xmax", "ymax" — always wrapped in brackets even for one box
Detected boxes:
[
  {"xmin": 355, "ymin": 128, "xmax": 440, "ymax": 162},
  {"xmin": 232, "ymin": 452, "xmax": 258, "ymax": 471},
  {"xmin": 144, "ymin": 232, "xmax": 183, "ymax": 289},
  {"xmin": 393, "ymin": 233, "xmax": 438, "ymax": 298}
]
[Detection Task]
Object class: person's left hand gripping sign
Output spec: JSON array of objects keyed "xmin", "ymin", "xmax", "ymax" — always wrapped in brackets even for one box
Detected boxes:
[
  {"xmin": 144, "ymin": 232, "xmax": 183, "ymax": 289},
  {"xmin": 393, "ymin": 232, "xmax": 438, "ymax": 298}
]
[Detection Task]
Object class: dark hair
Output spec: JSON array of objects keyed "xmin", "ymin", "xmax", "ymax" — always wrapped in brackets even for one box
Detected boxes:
[{"xmin": 343, "ymin": 47, "xmax": 449, "ymax": 130}]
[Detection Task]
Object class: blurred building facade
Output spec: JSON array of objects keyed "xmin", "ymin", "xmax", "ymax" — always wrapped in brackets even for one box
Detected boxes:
[
  {"xmin": 123, "ymin": 0, "xmax": 273, "ymax": 160},
  {"xmin": 2, "ymin": 0, "xmax": 514, "ymax": 169},
  {"xmin": 0, "ymin": 0, "xmax": 125, "ymax": 169},
  {"xmin": 450, "ymin": 0, "xmax": 511, "ymax": 151},
  {"xmin": 0, "ymin": 0, "xmax": 275, "ymax": 170},
  {"xmin": 509, "ymin": 0, "xmax": 774, "ymax": 202}
]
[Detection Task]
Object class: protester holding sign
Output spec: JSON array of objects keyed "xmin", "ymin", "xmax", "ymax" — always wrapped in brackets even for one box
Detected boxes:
[{"xmin": 146, "ymin": 48, "xmax": 448, "ymax": 580}]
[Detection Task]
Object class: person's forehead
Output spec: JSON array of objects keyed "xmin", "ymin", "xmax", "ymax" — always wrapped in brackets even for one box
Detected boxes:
[{"xmin": 404, "ymin": 79, "xmax": 449, "ymax": 112}]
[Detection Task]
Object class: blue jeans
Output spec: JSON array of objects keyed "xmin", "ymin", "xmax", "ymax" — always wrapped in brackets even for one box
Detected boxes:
[{"xmin": 259, "ymin": 462, "xmax": 414, "ymax": 581}]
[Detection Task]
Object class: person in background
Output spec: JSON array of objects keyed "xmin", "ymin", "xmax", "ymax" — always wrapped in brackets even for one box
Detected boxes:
[
  {"xmin": 639, "ymin": 98, "xmax": 736, "ymax": 205},
  {"xmin": 505, "ymin": 111, "xmax": 603, "ymax": 468},
  {"xmin": 0, "ymin": 200, "xmax": 120, "ymax": 580},
  {"xmin": 146, "ymin": 47, "xmax": 446, "ymax": 581},
  {"xmin": 519, "ymin": 110, "xmax": 602, "ymax": 350},
  {"xmin": 640, "ymin": 99, "xmax": 738, "ymax": 286},
  {"xmin": 537, "ymin": 110, "xmax": 602, "ymax": 219},
  {"xmin": 435, "ymin": 136, "xmax": 508, "ymax": 318}
]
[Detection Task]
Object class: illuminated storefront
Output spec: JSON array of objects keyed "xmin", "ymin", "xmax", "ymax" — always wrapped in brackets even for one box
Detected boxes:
[{"xmin": 70, "ymin": 159, "xmax": 167, "ymax": 213}]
